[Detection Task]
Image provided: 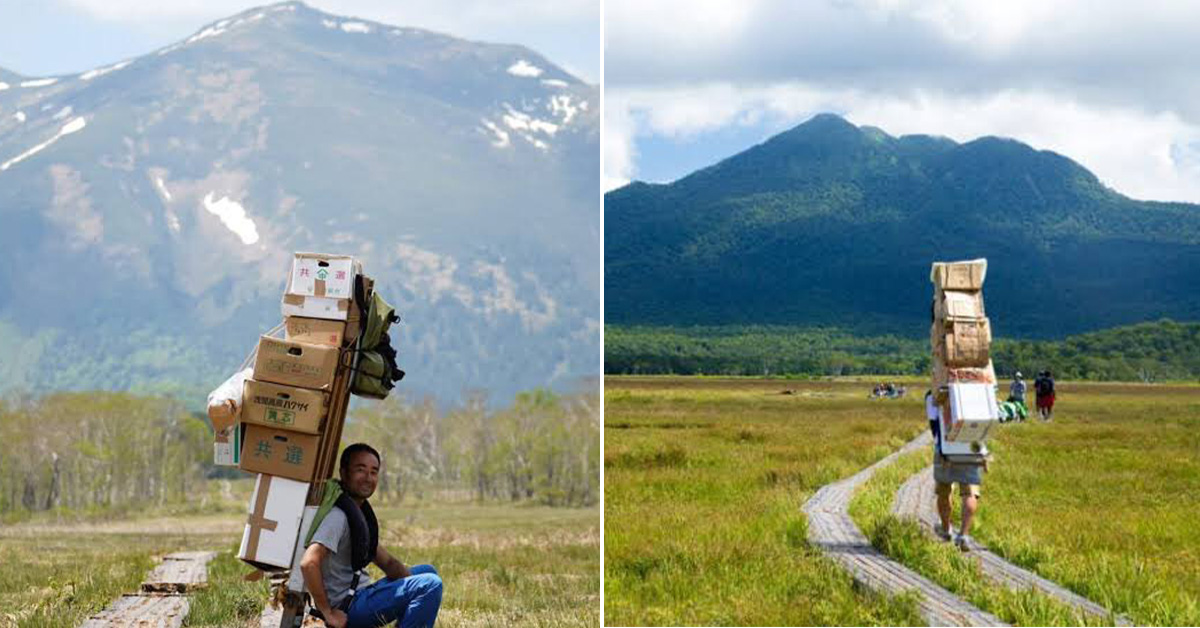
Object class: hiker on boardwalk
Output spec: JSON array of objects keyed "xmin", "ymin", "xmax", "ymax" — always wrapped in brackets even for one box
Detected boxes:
[
  {"xmin": 301, "ymin": 444, "xmax": 443, "ymax": 628},
  {"xmin": 926, "ymin": 390, "xmax": 983, "ymax": 551},
  {"xmin": 1035, "ymin": 370, "xmax": 1056, "ymax": 421}
]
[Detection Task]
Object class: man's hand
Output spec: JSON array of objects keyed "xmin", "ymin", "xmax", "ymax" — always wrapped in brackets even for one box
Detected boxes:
[{"xmin": 323, "ymin": 608, "xmax": 348, "ymax": 628}]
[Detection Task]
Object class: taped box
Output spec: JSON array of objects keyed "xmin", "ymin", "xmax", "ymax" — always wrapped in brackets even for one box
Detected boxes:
[
  {"xmin": 944, "ymin": 382, "xmax": 999, "ymax": 442},
  {"xmin": 281, "ymin": 253, "xmax": 361, "ymax": 321},
  {"xmin": 214, "ymin": 423, "xmax": 243, "ymax": 466},
  {"xmin": 931, "ymin": 258, "xmax": 987, "ymax": 291},
  {"xmin": 285, "ymin": 316, "xmax": 346, "ymax": 347},
  {"xmin": 933, "ymin": 359, "xmax": 997, "ymax": 389},
  {"xmin": 941, "ymin": 319, "xmax": 992, "ymax": 368},
  {"xmin": 935, "ymin": 290, "xmax": 986, "ymax": 323},
  {"xmin": 238, "ymin": 474, "xmax": 309, "ymax": 570},
  {"xmin": 241, "ymin": 379, "xmax": 329, "ymax": 435},
  {"xmin": 252, "ymin": 336, "xmax": 339, "ymax": 391},
  {"xmin": 239, "ymin": 424, "xmax": 321, "ymax": 482}
]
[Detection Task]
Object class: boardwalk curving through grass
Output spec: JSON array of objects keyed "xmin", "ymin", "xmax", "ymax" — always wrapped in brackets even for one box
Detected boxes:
[
  {"xmin": 893, "ymin": 466, "xmax": 1130, "ymax": 625},
  {"xmin": 81, "ymin": 551, "xmax": 217, "ymax": 627},
  {"xmin": 802, "ymin": 432, "xmax": 1008, "ymax": 627}
]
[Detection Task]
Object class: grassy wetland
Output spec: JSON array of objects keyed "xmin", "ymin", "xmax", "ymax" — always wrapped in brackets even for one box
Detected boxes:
[{"xmin": 603, "ymin": 376, "xmax": 1200, "ymax": 626}]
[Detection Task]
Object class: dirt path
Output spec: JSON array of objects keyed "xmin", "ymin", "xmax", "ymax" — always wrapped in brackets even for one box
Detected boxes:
[
  {"xmin": 803, "ymin": 432, "xmax": 1007, "ymax": 627},
  {"xmin": 81, "ymin": 551, "xmax": 217, "ymax": 627},
  {"xmin": 893, "ymin": 466, "xmax": 1130, "ymax": 625}
]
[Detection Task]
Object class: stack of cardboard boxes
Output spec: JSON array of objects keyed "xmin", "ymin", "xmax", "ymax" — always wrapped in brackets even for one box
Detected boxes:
[
  {"xmin": 207, "ymin": 253, "xmax": 365, "ymax": 572},
  {"xmin": 929, "ymin": 259, "xmax": 1000, "ymax": 463}
]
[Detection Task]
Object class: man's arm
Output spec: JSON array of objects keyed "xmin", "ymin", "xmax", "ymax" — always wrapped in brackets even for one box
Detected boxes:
[
  {"xmin": 300, "ymin": 543, "xmax": 345, "ymax": 625},
  {"xmin": 374, "ymin": 544, "xmax": 411, "ymax": 580}
]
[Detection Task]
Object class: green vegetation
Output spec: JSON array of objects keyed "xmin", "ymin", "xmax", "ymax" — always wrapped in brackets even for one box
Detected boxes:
[
  {"xmin": 604, "ymin": 376, "xmax": 924, "ymax": 626},
  {"xmin": 605, "ymin": 319, "xmax": 1200, "ymax": 382},
  {"xmin": 605, "ymin": 376, "xmax": 1200, "ymax": 626},
  {"xmin": 0, "ymin": 494, "xmax": 598, "ymax": 627},
  {"xmin": 0, "ymin": 388, "xmax": 599, "ymax": 519},
  {"xmin": 849, "ymin": 448, "xmax": 1109, "ymax": 626}
]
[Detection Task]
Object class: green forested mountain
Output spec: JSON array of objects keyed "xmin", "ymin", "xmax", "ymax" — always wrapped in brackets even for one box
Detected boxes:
[
  {"xmin": 605, "ymin": 114, "xmax": 1200, "ymax": 338},
  {"xmin": 606, "ymin": 319, "xmax": 1200, "ymax": 382}
]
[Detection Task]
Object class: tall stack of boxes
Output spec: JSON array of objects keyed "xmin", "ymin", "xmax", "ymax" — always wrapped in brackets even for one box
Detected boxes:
[
  {"xmin": 210, "ymin": 253, "xmax": 364, "ymax": 571},
  {"xmin": 929, "ymin": 259, "xmax": 1000, "ymax": 463}
]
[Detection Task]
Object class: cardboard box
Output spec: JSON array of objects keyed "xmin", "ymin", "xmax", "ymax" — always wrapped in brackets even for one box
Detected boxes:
[
  {"xmin": 285, "ymin": 316, "xmax": 346, "ymax": 347},
  {"xmin": 944, "ymin": 382, "xmax": 999, "ymax": 442},
  {"xmin": 931, "ymin": 258, "xmax": 987, "ymax": 291},
  {"xmin": 252, "ymin": 336, "xmax": 340, "ymax": 391},
  {"xmin": 214, "ymin": 423, "xmax": 243, "ymax": 466},
  {"xmin": 281, "ymin": 253, "xmax": 361, "ymax": 321},
  {"xmin": 936, "ymin": 290, "xmax": 986, "ymax": 323},
  {"xmin": 942, "ymin": 319, "xmax": 992, "ymax": 367},
  {"xmin": 238, "ymin": 474, "xmax": 309, "ymax": 570},
  {"xmin": 242, "ymin": 379, "xmax": 329, "ymax": 435},
  {"xmin": 933, "ymin": 359, "xmax": 996, "ymax": 388},
  {"xmin": 239, "ymin": 424, "xmax": 321, "ymax": 482}
]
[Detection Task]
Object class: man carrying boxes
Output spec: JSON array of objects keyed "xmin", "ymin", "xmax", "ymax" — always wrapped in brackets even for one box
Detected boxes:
[
  {"xmin": 928, "ymin": 258, "xmax": 1001, "ymax": 552},
  {"xmin": 206, "ymin": 252, "xmax": 430, "ymax": 626}
]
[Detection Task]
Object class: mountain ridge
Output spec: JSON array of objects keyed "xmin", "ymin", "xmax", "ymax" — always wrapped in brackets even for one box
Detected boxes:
[{"xmin": 605, "ymin": 114, "xmax": 1200, "ymax": 338}]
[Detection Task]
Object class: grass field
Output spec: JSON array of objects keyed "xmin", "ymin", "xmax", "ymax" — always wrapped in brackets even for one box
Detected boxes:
[
  {"xmin": 0, "ymin": 482, "xmax": 599, "ymax": 628},
  {"xmin": 604, "ymin": 376, "xmax": 1200, "ymax": 626}
]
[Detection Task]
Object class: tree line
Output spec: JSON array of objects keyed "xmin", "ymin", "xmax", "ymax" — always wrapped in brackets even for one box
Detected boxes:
[
  {"xmin": 606, "ymin": 319, "xmax": 1200, "ymax": 382},
  {"xmin": 0, "ymin": 387, "xmax": 599, "ymax": 518}
]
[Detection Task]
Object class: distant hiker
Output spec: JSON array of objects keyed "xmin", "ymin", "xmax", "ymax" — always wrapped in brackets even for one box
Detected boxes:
[
  {"xmin": 301, "ymin": 444, "xmax": 443, "ymax": 628},
  {"xmin": 926, "ymin": 391, "xmax": 984, "ymax": 551},
  {"xmin": 1008, "ymin": 372, "xmax": 1028, "ymax": 422},
  {"xmin": 1035, "ymin": 370, "xmax": 1056, "ymax": 421}
]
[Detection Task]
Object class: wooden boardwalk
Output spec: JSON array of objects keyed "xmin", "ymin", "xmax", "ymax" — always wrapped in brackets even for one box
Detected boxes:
[
  {"xmin": 893, "ymin": 466, "xmax": 1129, "ymax": 625},
  {"xmin": 81, "ymin": 551, "xmax": 216, "ymax": 628},
  {"xmin": 802, "ymin": 432, "xmax": 1008, "ymax": 627}
]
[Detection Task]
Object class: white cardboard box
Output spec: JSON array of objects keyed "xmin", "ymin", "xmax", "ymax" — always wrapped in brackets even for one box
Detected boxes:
[
  {"xmin": 238, "ymin": 474, "xmax": 310, "ymax": 570},
  {"xmin": 281, "ymin": 253, "xmax": 361, "ymax": 321},
  {"xmin": 945, "ymin": 382, "xmax": 999, "ymax": 443}
]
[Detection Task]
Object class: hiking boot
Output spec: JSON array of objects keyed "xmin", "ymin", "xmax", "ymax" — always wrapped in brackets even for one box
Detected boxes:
[
  {"xmin": 935, "ymin": 526, "xmax": 952, "ymax": 542},
  {"xmin": 955, "ymin": 534, "xmax": 973, "ymax": 552}
]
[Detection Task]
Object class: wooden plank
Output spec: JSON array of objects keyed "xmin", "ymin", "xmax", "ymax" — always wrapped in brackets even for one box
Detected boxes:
[
  {"xmin": 80, "ymin": 594, "xmax": 189, "ymax": 628},
  {"xmin": 141, "ymin": 552, "xmax": 217, "ymax": 594}
]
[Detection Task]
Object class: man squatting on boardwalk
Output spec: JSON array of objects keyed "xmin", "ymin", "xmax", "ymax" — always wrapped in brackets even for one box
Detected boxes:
[
  {"xmin": 925, "ymin": 391, "xmax": 983, "ymax": 552},
  {"xmin": 301, "ymin": 444, "xmax": 444, "ymax": 628}
]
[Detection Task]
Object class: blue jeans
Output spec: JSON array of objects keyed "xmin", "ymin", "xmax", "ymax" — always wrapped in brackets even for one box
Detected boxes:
[{"xmin": 346, "ymin": 564, "xmax": 443, "ymax": 628}]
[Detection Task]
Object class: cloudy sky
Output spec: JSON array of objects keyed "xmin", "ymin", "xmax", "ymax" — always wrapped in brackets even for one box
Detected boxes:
[
  {"xmin": 0, "ymin": 0, "xmax": 599, "ymax": 82},
  {"xmin": 605, "ymin": 0, "xmax": 1200, "ymax": 204}
]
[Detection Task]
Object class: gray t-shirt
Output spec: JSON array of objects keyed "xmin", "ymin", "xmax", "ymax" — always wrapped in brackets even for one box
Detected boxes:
[{"xmin": 309, "ymin": 509, "xmax": 369, "ymax": 608}]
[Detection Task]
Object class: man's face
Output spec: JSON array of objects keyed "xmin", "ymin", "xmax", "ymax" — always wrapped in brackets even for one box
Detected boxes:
[{"xmin": 341, "ymin": 450, "xmax": 380, "ymax": 500}]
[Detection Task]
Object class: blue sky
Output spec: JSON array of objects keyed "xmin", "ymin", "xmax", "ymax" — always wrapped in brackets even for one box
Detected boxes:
[
  {"xmin": 0, "ymin": 0, "xmax": 600, "ymax": 83},
  {"xmin": 604, "ymin": 1, "xmax": 1200, "ymax": 203}
]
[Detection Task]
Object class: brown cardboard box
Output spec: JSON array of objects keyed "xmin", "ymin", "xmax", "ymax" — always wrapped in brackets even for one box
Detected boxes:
[
  {"xmin": 931, "ymin": 259, "xmax": 987, "ymax": 291},
  {"xmin": 280, "ymin": 253, "xmax": 361, "ymax": 322},
  {"xmin": 935, "ymin": 289, "xmax": 986, "ymax": 323},
  {"xmin": 933, "ymin": 359, "xmax": 996, "ymax": 388},
  {"xmin": 239, "ymin": 424, "xmax": 321, "ymax": 482},
  {"xmin": 942, "ymin": 319, "xmax": 992, "ymax": 367},
  {"xmin": 285, "ymin": 316, "xmax": 346, "ymax": 347},
  {"xmin": 252, "ymin": 336, "xmax": 339, "ymax": 391},
  {"xmin": 241, "ymin": 379, "xmax": 329, "ymax": 434}
]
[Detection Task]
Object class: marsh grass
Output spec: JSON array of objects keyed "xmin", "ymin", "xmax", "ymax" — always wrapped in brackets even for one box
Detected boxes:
[
  {"xmin": 0, "ymin": 497, "xmax": 598, "ymax": 628},
  {"xmin": 604, "ymin": 376, "xmax": 925, "ymax": 626}
]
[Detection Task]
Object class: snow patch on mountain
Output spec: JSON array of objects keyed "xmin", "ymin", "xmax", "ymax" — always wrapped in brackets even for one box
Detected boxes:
[
  {"xmin": 11, "ymin": 111, "xmax": 24, "ymax": 123},
  {"xmin": 81, "ymin": 60, "xmax": 132, "ymax": 81},
  {"xmin": 155, "ymin": 177, "xmax": 173, "ymax": 201},
  {"xmin": 202, "ymin": 192, "xmax": 259, "ymax": 245},
  {"xmin": 507, "ymin": 60, "xmax": 543, "ymax": 78},
  {"xmin": 341, "ymin": 21, "xmax": 371, "ymax": 33},
  {"xmin": 393, "ymin": 243, "xmax": 474, "ymax": 306},
  {"xmin": 52, "ymin": 106, "xmax": 73, "ymax": 120},
  {"xmin": 502, "ymin": 105, "xmax": 558, "ymax": 135},
  {"xmin": 473, "ymin": 262, "xmax": 557, "ymax": 331},
  {"xmin": 1, "ymin": 116, "xmax": 87, "ymax": 172},
  {"xmin": 549, "ymin": 95, "xmax": 579, "ymax": 124},
  {"xmin": 0, "ymin": 82, "xmax": 9, "ymax": 91},
  {"xmin": 480, "ymin": 119, "xmax": 511, "ymax": 148},
  {"xmin": 20, "ymin": 78, "xmax": 57, "ymax": 88},
  {"xmin": 541, "ymin": 79, "xmax": 568, "ymax": 88}
]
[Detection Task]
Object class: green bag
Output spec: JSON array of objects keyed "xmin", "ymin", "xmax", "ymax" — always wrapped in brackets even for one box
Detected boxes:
[{"xmin": 351, "ymin": 292, "xmax": 403, "ymax": 399}]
